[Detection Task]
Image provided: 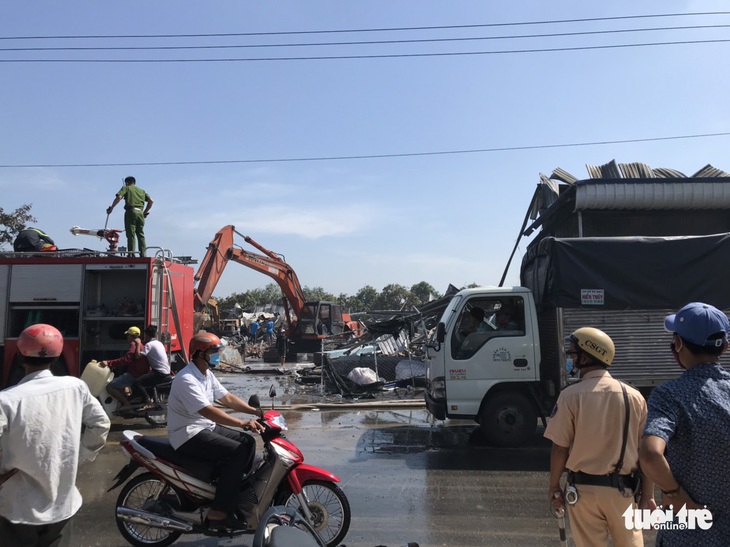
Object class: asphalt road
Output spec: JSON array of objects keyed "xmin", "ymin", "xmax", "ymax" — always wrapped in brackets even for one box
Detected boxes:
[{"xmin": 73, "ymin": 406, "xmax": 657, "ymax": 547}]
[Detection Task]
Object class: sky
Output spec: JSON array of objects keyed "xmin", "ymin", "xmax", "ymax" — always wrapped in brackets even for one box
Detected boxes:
[{"xmin": 2, "ymin": 1, "xmax": 729, "ymax": 300}]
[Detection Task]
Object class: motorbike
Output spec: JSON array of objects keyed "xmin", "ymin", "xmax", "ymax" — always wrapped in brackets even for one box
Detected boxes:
[
  {"xmin": 252, "ymin": 506, "xmax": 420, "ymax": 547},
  {"xmin": 81, "ymin": 360, "xmax": 171, "ymax": 427},
  {"xmin": 108, "ymin": 389, "xmax": 351, "ymax": 547},
  {"xmin": 253, "ymin": 505, "xmax": 326, "ymax": 547}
]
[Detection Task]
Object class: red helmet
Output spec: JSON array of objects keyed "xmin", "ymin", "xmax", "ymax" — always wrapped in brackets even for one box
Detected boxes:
[
  {"xmin": 18, "ymin": 324, "xmax": 64, "ymax": 358},
  {"xmin": 189, "ymin": 332, "xmax": 222, "ymax": 357}
]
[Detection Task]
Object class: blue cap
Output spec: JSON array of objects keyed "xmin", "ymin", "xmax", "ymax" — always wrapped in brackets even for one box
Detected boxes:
[{"xmin": 665, "ymin": 302, "xmax": 729, "ymax": 347}]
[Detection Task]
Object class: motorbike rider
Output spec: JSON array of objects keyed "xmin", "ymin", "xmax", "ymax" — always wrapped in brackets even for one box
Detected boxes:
[
  {"xmin": 167, "ymin": 332, "xmax": 265, "ymax": 531},
  {"xmin": 100, "ymin": 326, "xmax": 150, "ymax": 412},
  {"xmin": 134, "ymin": 324, "xmax": 172, "ymax": 410}
]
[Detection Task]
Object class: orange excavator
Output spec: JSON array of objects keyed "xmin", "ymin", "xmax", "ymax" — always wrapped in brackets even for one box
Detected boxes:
[{"xmin": 193, "ymin": 225, "xmax": 363, "ymax": 353}]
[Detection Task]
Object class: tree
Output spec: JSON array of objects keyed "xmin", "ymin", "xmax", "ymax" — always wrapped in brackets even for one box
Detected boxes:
[
  {"xmin": 217, "ymin": 291, "xmax": 256, "ymax": 313},
  {"xmin": 373, "ymin": 284, "xmax": 415, "ymax": 311},
  {"xmin": 354, "ymin": 285, "xmax": 378, "ymax": 311},
  {"xmin": 249, "ymin": 283, "xmax": 284, "ymax": 307},
  {"xmin": 410, "ymin": 281, "xmax": 441, "ymax": 305},
  {"xmin": 0, "ymin": 203, "xmax": 36, "ymax": 249},
  {"xmin": 302, "ymin": 286, "xmax": 336, "ymax": 302}
]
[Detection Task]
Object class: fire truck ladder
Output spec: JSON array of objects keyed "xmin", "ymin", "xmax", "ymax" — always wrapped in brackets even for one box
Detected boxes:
[{"xmin": 154, "ymin": 253, "xmax": 188, "ymax": 364}]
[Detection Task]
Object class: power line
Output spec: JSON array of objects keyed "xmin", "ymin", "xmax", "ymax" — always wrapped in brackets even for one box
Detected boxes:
[
  {"xmin": 1, "ymin": 11, "xmax": 728, "ymax": 40},
  {"xmin": 2, "ymin": 131, "xmax": 728, "ymax": 169},
  {"xmin": 1, "ymin": 38, "xmax": 727, "ymax": 63},
  {"xmin": 1, "ymin": 24, "xmax": 727, "ymax": 52}
]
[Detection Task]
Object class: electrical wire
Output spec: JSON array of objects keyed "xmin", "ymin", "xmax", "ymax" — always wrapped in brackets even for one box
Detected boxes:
[
  {"xmin": 1, "ymin": 38, "xmax": 727, "ymax": 62},
  {"xmin": 1, "ymin": 11, "xmax": 728, "ymax": 40},
  {"xmin": 0, "ymin": 24, "xmax": 727, "ymax": 52},
  {"xmin": 1, "ymin": 131, "xmax": 728, "ymax": 168}
]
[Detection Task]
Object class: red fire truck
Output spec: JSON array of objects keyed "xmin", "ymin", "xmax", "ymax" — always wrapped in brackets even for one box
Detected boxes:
[{"xmin": 0, "ymin": 249, "xmax": 195, "ymax": 388}]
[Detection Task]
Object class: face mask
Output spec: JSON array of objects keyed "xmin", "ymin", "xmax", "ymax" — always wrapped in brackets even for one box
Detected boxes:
[
  {"xmin": 207, "ymin": 352, "xmax": 221, "ymax": 367},
  {"xmin": 670, "ymin": 342, "xmax": 685, "ymax": 369},
  {"xmin": 565, "ymin": 357, "xmax": 575, "ymax": 376}
]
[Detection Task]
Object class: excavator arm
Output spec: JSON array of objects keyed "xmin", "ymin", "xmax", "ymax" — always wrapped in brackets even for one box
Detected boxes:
[
  {"xmin": 193, "ymin": 226, "xmax": 235, "ymax": 313},
  {"xmin": 228, "ymin": 248, "xmax": 306, "ymax": 315},
  {"xmin": 193, "ymin": 225, "xmax": 306, "ymax": 331}
]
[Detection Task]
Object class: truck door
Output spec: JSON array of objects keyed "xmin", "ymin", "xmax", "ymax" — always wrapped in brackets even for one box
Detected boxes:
[{"xmin": 445, "ymin": 295, "xmax": 537, "ymax": 416}]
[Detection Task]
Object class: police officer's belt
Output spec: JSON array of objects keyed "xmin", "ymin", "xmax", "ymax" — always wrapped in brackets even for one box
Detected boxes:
[
  {"xmin": 567, "ymin": 471, "xmax": 635, "ymax": 489},
  {"xmin": 566, "ymin": 383, "xmax": 640, "ymax": 496}
]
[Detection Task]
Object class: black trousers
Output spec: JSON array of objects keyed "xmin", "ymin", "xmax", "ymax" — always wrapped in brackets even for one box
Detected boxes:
[
  {"xmin": 135, "ymin": 371, "xmax": 171, "ymax": 401},
  {"xmin": 175, "ymin": 425, "xmax": 255, "ymax": 513},
  {"xmin": 0, "ymin": 515, "xmax": 74, "ymax": 547}
]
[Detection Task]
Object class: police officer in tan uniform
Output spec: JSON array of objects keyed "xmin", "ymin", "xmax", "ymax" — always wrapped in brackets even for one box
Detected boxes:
[{"xmin": 545, "ymin": 328, "xmax": 654, "ymax": 547}]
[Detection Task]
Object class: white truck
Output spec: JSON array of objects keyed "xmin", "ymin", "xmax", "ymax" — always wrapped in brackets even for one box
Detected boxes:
[{"xmin": 424, "ymin": 163, "xmax": 730, "ymax": 447}]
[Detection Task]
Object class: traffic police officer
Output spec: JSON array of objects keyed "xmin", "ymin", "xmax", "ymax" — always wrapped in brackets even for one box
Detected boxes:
[{"xmin": 545, "ymin": 327, "xmax": 653, "ymax": 547}]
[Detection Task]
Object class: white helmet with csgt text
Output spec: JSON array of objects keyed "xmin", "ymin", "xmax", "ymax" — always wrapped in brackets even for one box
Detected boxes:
[{"xmin": 569, "ymin": 327, "xmax": 615, "ymax": 366}]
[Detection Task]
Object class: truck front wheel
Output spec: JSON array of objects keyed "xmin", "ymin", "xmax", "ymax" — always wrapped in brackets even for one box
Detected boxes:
[{"xmin": 479, "ymin": 392, "xmax": 537, "ymax": 447}]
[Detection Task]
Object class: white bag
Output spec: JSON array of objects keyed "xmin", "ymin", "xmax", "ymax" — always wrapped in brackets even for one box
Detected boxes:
[
  {"xmin": 395, "ymin": 360, "xmax": 426, "ymax": 380},
  {"xmin": 347, "ymin": 367, "xmax": 378, "ymax": 385}
]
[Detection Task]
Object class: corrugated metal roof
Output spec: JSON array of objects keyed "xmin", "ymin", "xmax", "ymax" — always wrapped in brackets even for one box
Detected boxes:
[
  {"xmin": 524, "ymin": 160, "xmax": 730, "ymax": 235},
  {"xmin": 692, "ymin": 164, "xmax": 730, "ymax": 178},
  {"xmin": 553, "ymin": 160, "xmax": 729, "ymax": 182},
  {"xmin": 618, "ymin": 162, "xmax": 655, "ymax": 179},
  {"xmin": 652, "ymin": 168, "xmax": 686, "ymax": 178},
  {"xmin": 586, "ymin": 160, "xmax": 622, "ymax": 179},
  {"xmin": 550, "ymin": 167, "xmax": 577, "ymax": 184},
  {"xmin": 575, "ymin": 181, "xmax": 730, "ymax": 210}
]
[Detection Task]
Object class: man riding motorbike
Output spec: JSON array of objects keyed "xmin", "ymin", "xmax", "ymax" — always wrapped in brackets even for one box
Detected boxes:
[
  {"xmin": 100, "ymin": 326, "xmax": 149, "ymax": 413},
  {"xmin": 167, "ymin": 332, "xmax": 265, "ymax": 531},
  {"xmin": 134, "ymin": 324, "xmax": 172, "ymax": 410}
]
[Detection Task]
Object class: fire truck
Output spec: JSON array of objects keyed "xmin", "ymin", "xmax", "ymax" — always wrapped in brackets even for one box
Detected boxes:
[{"xmin": 0, "ymin": 244, "xmax": 195, "ymax": 388}]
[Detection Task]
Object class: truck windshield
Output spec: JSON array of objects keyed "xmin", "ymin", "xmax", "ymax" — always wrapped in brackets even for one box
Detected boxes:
[
  {"xmin": 451, "ymin": 296, "xmax": 525, "ymax": 360},
  {"xmin": 440, "ymin": 295, "xmax": 463, "ymax": 329}
]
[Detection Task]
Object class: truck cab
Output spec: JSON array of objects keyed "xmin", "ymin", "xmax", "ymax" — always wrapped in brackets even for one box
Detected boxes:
[{"xmin": 425, "ymin": 286, "xmax": 550, "ymax": 447}]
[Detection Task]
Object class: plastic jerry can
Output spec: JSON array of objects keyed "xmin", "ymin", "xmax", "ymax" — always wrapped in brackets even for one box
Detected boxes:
[{"xmin": 80, "ymin": 360, "xmax": 113, "ymax": 397}]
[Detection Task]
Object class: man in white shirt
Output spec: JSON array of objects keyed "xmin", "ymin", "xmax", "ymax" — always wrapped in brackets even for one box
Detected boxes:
[
  {"xmin": 0, "ymin": 324, "xmax": 110, "ymax": 547},
  {"xmin": 135, "ymin": 324, "xmax": 172, "ymax": 409},
  {"xmin": 167, "ymin": 332, "xmax": 264, "ymax": 531}
]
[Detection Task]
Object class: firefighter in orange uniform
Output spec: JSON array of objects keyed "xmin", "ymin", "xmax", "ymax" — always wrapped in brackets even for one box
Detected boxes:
[{"xmin": 544, "ymin": 327, "xmax": 654, "ymax": 547}]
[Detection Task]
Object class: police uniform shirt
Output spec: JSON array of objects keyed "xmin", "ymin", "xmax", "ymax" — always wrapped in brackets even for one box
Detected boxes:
[{"xmin": 544, "ymin": 369, "xmax": 647, "ymax": 475}]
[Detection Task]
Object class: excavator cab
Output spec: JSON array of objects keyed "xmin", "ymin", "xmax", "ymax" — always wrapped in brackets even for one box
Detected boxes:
[{"xmin": 297, "ymin": 302, "xmax": 344, "ymax": 337}]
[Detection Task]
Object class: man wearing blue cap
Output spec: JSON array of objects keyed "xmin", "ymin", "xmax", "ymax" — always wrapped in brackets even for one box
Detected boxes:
[{"xmin": 640, "ymin": 302, "xmax": 730, "ymax": 546}]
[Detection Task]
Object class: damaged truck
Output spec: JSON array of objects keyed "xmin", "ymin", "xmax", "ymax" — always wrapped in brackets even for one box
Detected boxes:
[{"xmin": 424, "ymin": 161, "xmax": 730, "ymax": 447}]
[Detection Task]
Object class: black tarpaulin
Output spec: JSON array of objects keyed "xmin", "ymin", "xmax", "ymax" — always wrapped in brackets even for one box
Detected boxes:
[{"xmin": 521, "ymin": 233, "xmax": 730, "ymax": 310}]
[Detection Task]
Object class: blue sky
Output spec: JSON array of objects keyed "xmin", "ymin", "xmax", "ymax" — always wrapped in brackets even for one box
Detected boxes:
[{"xmin": 2, "ymin": 2, "xmax": 729, "ymax": 299}]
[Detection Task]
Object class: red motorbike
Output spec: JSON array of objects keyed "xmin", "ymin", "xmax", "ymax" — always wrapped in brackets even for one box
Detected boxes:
[{"xmin": 108, "ymin": 392, "xmax": 350, "ymax": 547}]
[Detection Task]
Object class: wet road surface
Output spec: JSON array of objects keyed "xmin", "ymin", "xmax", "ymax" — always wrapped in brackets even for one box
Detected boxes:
[{"xmin": 73, "ymin": 373, "xmax": 657, "ymax": 546}]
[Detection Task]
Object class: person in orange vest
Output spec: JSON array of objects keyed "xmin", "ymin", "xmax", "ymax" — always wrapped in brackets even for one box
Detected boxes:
[{"xmin": 13, "ymin": 227, "xmax": 57, "ymax": 252}]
